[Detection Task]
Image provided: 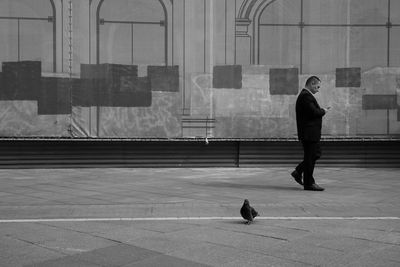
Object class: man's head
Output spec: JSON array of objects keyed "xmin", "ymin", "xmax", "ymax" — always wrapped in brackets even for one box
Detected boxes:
[{"xmin": 305, "ymin": 76, "xmax": 321, "ymax": 94}]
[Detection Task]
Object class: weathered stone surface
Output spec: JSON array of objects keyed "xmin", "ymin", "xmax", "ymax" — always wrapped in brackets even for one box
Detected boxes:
[{"xmin": 96, "ymin": 92, "xmax": 181, "ymax": 138}]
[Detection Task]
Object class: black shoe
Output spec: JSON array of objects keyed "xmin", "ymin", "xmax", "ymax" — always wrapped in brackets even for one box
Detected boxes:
[
  {"xmin": 291, "ymin": 170, "xmax": 303, "ymax": 185},
  {"xmin": 304, "ymin": 184, "xmax": 325, "ymax": 191}
]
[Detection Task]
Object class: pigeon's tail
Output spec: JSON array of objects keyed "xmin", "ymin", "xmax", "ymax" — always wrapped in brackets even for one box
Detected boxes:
[{"xmin": 251, "ymin": 207, "xmax": 258, "ymax": 218}]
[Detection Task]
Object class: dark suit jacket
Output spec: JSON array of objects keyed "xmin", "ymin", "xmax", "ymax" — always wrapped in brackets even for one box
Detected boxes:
[{"xmin": 295, "ymin": 89, "xmax": 326, "ymax": 142}]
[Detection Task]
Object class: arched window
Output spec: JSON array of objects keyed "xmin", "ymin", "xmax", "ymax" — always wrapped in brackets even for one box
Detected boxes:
[
  {"xmin": 254, "ymin": 0, "xmax": 400, "ymax": 73},
  {"xmin": 0, "ymin": 0, "xmax": 56, "ymax": 72},
  {"xmin": 257, "ymin": 0, "xmax": 300, "ymax": 68},
  {"xmin": 96, "ymin": 0, "xmax": 169, "ymax": 66}
]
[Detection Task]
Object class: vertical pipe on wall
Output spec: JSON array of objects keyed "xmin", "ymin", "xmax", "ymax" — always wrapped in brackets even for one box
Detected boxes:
[
  {"xmin": 345, "ymin": 0, "xmax": 351, "ymax": 136},
  {"xmin": 346, "ymin": 0, "xmax": 350, "ymax": 68},
  {"xmin": 299, "ymin": 0, "xmax": 303, "ymax": 74},
  {"xmin": 387, "ymin": 0, "xmax": 391, "ymax": 67},
  {"xmin": 209, "ymin": 0, "xmax": 214, "ymax": 126},
  {"xmin": 255, "ymin": 4, "xmax": 258, "ymax": 64},
  {"xmin": 157, "ymin": 0, "xmax": 168, "ymax": 66},
  {"xmin": 131, "ymin": 23, "xmax": 134, "ymax": 64},
  {"xmin": 61, "ymin": 0, "xmax": 64, "ymax": 71},
  {"xmin": 183, "ymin": 0, "xmax": 186, "ymax": 114},
  {"xmin": 96, "ymin": 0, "xmax": 104, "ymax": 64},
  {"xmin": 257, "ymin": 16, "xmax": 259, "ymax": 64},
  {"xmin": 50, "ymin": 0, "xmax": 56, "ymax": 72},
  {"xmin": 68, "ymin": 0, "xmax": 73, "ymax": 136},
  {"xmin": 234, "ymin": 0, "xmax": 236, "ymax": 65},
  {"xmin": 225, "ymin": 0, "xmax": 227, "ymax": 64},
  {"xmin": 164, "ymin": 10, "xmax": 168, "ymax": 66},
  {"xmin": 209, "ymin": 0, "xmax": 213, "ymax": 71},
  {"xmin": 17, "ymin": 19, "xmax": 20, "ymax": 61},
  {"xmin": 68, "ymin": 0, "xmax": 73, "ymax": 77},
  {"xmin": 171, "ymin": 0, "xmax": 174, "ymax": 66},
  {"xmin": 89, "ymin": 0, "xmax": 91, "ymax": 64},
  {"xmin": 204, "ymin": 0, "xmax": 206, "ymax": 72}
]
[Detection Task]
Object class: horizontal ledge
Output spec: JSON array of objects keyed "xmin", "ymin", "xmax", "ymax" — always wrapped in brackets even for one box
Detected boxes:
[
  {"xmin": 101, "ymin": 19, "xmax": 162, "ymax": 25},
  {"xmin": 0, "ymin": 16, "xmax": 50, "ymax": 21},
  {"xmin": 1, "ymin": 137, "xmax": 400, "ymax": 142},
  {"xmin": 259, "ymin": 23, "xmax": 399, "ymax": 27}
]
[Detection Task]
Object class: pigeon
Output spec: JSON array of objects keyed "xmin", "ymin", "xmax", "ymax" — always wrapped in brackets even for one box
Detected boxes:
[{"xmin": 240, "ymin": 199, "xmax": 259, "ymax": 224}]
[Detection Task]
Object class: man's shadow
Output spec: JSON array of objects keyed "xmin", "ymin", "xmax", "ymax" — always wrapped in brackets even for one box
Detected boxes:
[{"xmin": 192, "ymin": 181, "xmax": 300, "ymax": 191}]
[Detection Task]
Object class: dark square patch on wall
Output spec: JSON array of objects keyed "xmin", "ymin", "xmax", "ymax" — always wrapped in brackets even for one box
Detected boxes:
[
  {"xmin": 336, "ymin": 68, "xmax": 361, "ymax": 87},
  {"xmin": 269, "ymin": 68, "xmax": 299, "ymax": 95},
  {"xmin": 114, "ymin": 76, "xmax": 152, "ymax": 107},
  {"xmin": 213, "ymin": 65, "xmax": 242, "ymax": 89},
  {"xmin": 80, "ymin": 64, "xmax": 138, "ymax": 106},
  {"xmin": 398, "ymin": 108, "xmax": 400, "ymax": 121},
  {"xmin": 1, "ymin": 61, "xmax": 41, "ymax": 100},
  {"xmin": 38, "ymin": 77, "xmax": 71, "ymax": 115},
  {"xmin": 72, "ymin": 78, "xmax": 98, "ymax": 107},
  {"xmin": 148, "ymin": 65, "xmax": 179, "ymax": 92},
  {"xmin": 0, "ymin": 72, "xmax": 2, "ymax": 97},
  {"xmin": 362, "ymin": 95, "xmax": 397, "ymax": 110}
]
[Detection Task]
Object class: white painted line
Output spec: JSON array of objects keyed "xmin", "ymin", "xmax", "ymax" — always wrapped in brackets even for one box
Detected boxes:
[{"xmin": 0, "ymin": 216, "xmax": 399, "ymax": 223}]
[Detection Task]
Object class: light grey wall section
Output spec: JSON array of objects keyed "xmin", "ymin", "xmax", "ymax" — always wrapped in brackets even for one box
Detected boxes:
[{"xmin": 0, "ymin": 0, "xmax": 399, "ymax": 138}]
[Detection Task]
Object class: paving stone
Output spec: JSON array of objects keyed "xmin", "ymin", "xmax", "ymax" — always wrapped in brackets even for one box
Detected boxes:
[
  {"xmin": 317, "ymin": 224, "xmax": 400, "ymax": 245},
  {"xmin": 220, "ymin": 254, "xmax": 310, "ymax": 267},
  {"xmin": 70, "ymin": 244, "xmax": 161, "ymax": 267},
  {"xmin": 42, "ymin": 221, "xmax": 131, "ymax": 235},
  {"xmin": 212, "ymin": 221, "xmax": 311, "ymax": 241},
  {"xmin": 92, "ymin": 225, "xmax": 161, "ymax": 243},
  {"xmin": 344, "ymin": 252, "xmax": 400, "ymax": 267},
  {"xmin": 28, "ymin": 257, "xmax": 102, "ymax": 267},
  {"xmin": 124, "ymin": 254, "xmax": 210, "ymax": 267},
  {"xmin": 127, "ymin": 235, "xmax": 202, "ymax": 254},
  {"xmin": 0, "ymin": 236, "xmax": 64, "ymax": 267},
  {"xmin": 1, "ymin": 167, "xmax": 400, "ymax": 266},
  {"xmin": 131, "ymin": 221, "xmax": 196, "ymax": 234},
  {"xmin": 264, "ymin": 242, "xmax": 344, "ymax": 266},
  {"xmin": 165, "ymin": 242, "xmax": 246, "ymax": 266},
  {"xmin": 165, "ymin": 225, "xmax": 288, "ymax": 252},
  {"xmin": 365, "ymin": 245, "xmax": 400, "ymax": 263}
]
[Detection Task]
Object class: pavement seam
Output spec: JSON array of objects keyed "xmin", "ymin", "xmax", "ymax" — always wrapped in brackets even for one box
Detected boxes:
[
  {"xmin": 203, "ymin": 240, "xmax": 315, "ymax": 266},
  {"xmin": 212, "ymin": 226, "xmax": 289, "ymax": 242},
  {"xmin": 36, "ymin": 221, "xmax": 135, "ymax": 246},
  {"xmin": 346, "ymin": 236, "xmax": 400, "ymax": 247},
  {"xmin": 4, "ymin": 235, "xmax": 70, "ymax": 256}
]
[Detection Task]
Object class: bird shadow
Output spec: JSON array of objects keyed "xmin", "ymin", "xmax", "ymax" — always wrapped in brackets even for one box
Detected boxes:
[
  {"xmin": 225, "ymin": 220, "xmax": 254, "ymax": 225},
  {"xmin": 223, "ymin": 220, "xmax": 261, "ymax": 225},
  {"xmin": 223, "ymin": 220, "xmax": 248, "ymax": 225}
]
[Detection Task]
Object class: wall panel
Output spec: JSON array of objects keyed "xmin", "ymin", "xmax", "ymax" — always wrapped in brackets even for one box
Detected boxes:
[{"xmin": 0, "ymin": 0, "xmax": 399, "ymax": 139}]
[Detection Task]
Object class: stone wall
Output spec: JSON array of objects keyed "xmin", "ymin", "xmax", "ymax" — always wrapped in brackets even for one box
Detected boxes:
[{"xmin": 189, "ymin": 66, "xmax": 400, "ymax": 138}]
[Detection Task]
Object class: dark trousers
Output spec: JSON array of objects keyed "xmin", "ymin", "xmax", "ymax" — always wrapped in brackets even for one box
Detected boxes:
[{"xmin": 295, "ymin": 141, "xmax": 321, "ymax": 186}]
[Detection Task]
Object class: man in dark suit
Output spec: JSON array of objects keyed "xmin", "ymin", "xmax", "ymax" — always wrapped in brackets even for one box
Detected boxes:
[{"xmin": 291, "ymin": 76, "xmax": 330, "ymax": 191}]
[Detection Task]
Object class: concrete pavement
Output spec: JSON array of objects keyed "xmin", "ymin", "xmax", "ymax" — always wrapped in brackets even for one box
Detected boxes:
[{"xmin": 0, "ymin": 167, "xmax": 399, "ymax": 266}]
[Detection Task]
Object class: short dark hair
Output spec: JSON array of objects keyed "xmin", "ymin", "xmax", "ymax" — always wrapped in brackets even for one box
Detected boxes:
[{"xmin": 305, "ymin": 76, "xmax": 320, "ymax": 86}]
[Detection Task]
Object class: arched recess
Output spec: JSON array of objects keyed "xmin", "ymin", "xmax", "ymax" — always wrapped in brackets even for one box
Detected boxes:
[
  {"xmin": 246, "ymin": 0, "xmax": 395, "ymax": 71},
  {"xmin": 236, "ymin": 0, "xmax": 278, "ymax": 65},
  {"xmin": 0, "ymin": 0, "xmax": 56, "ymax": 72},
  {"xmin": 95, "ymin": 0, "xmax": 172, "ymax": 66}
]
